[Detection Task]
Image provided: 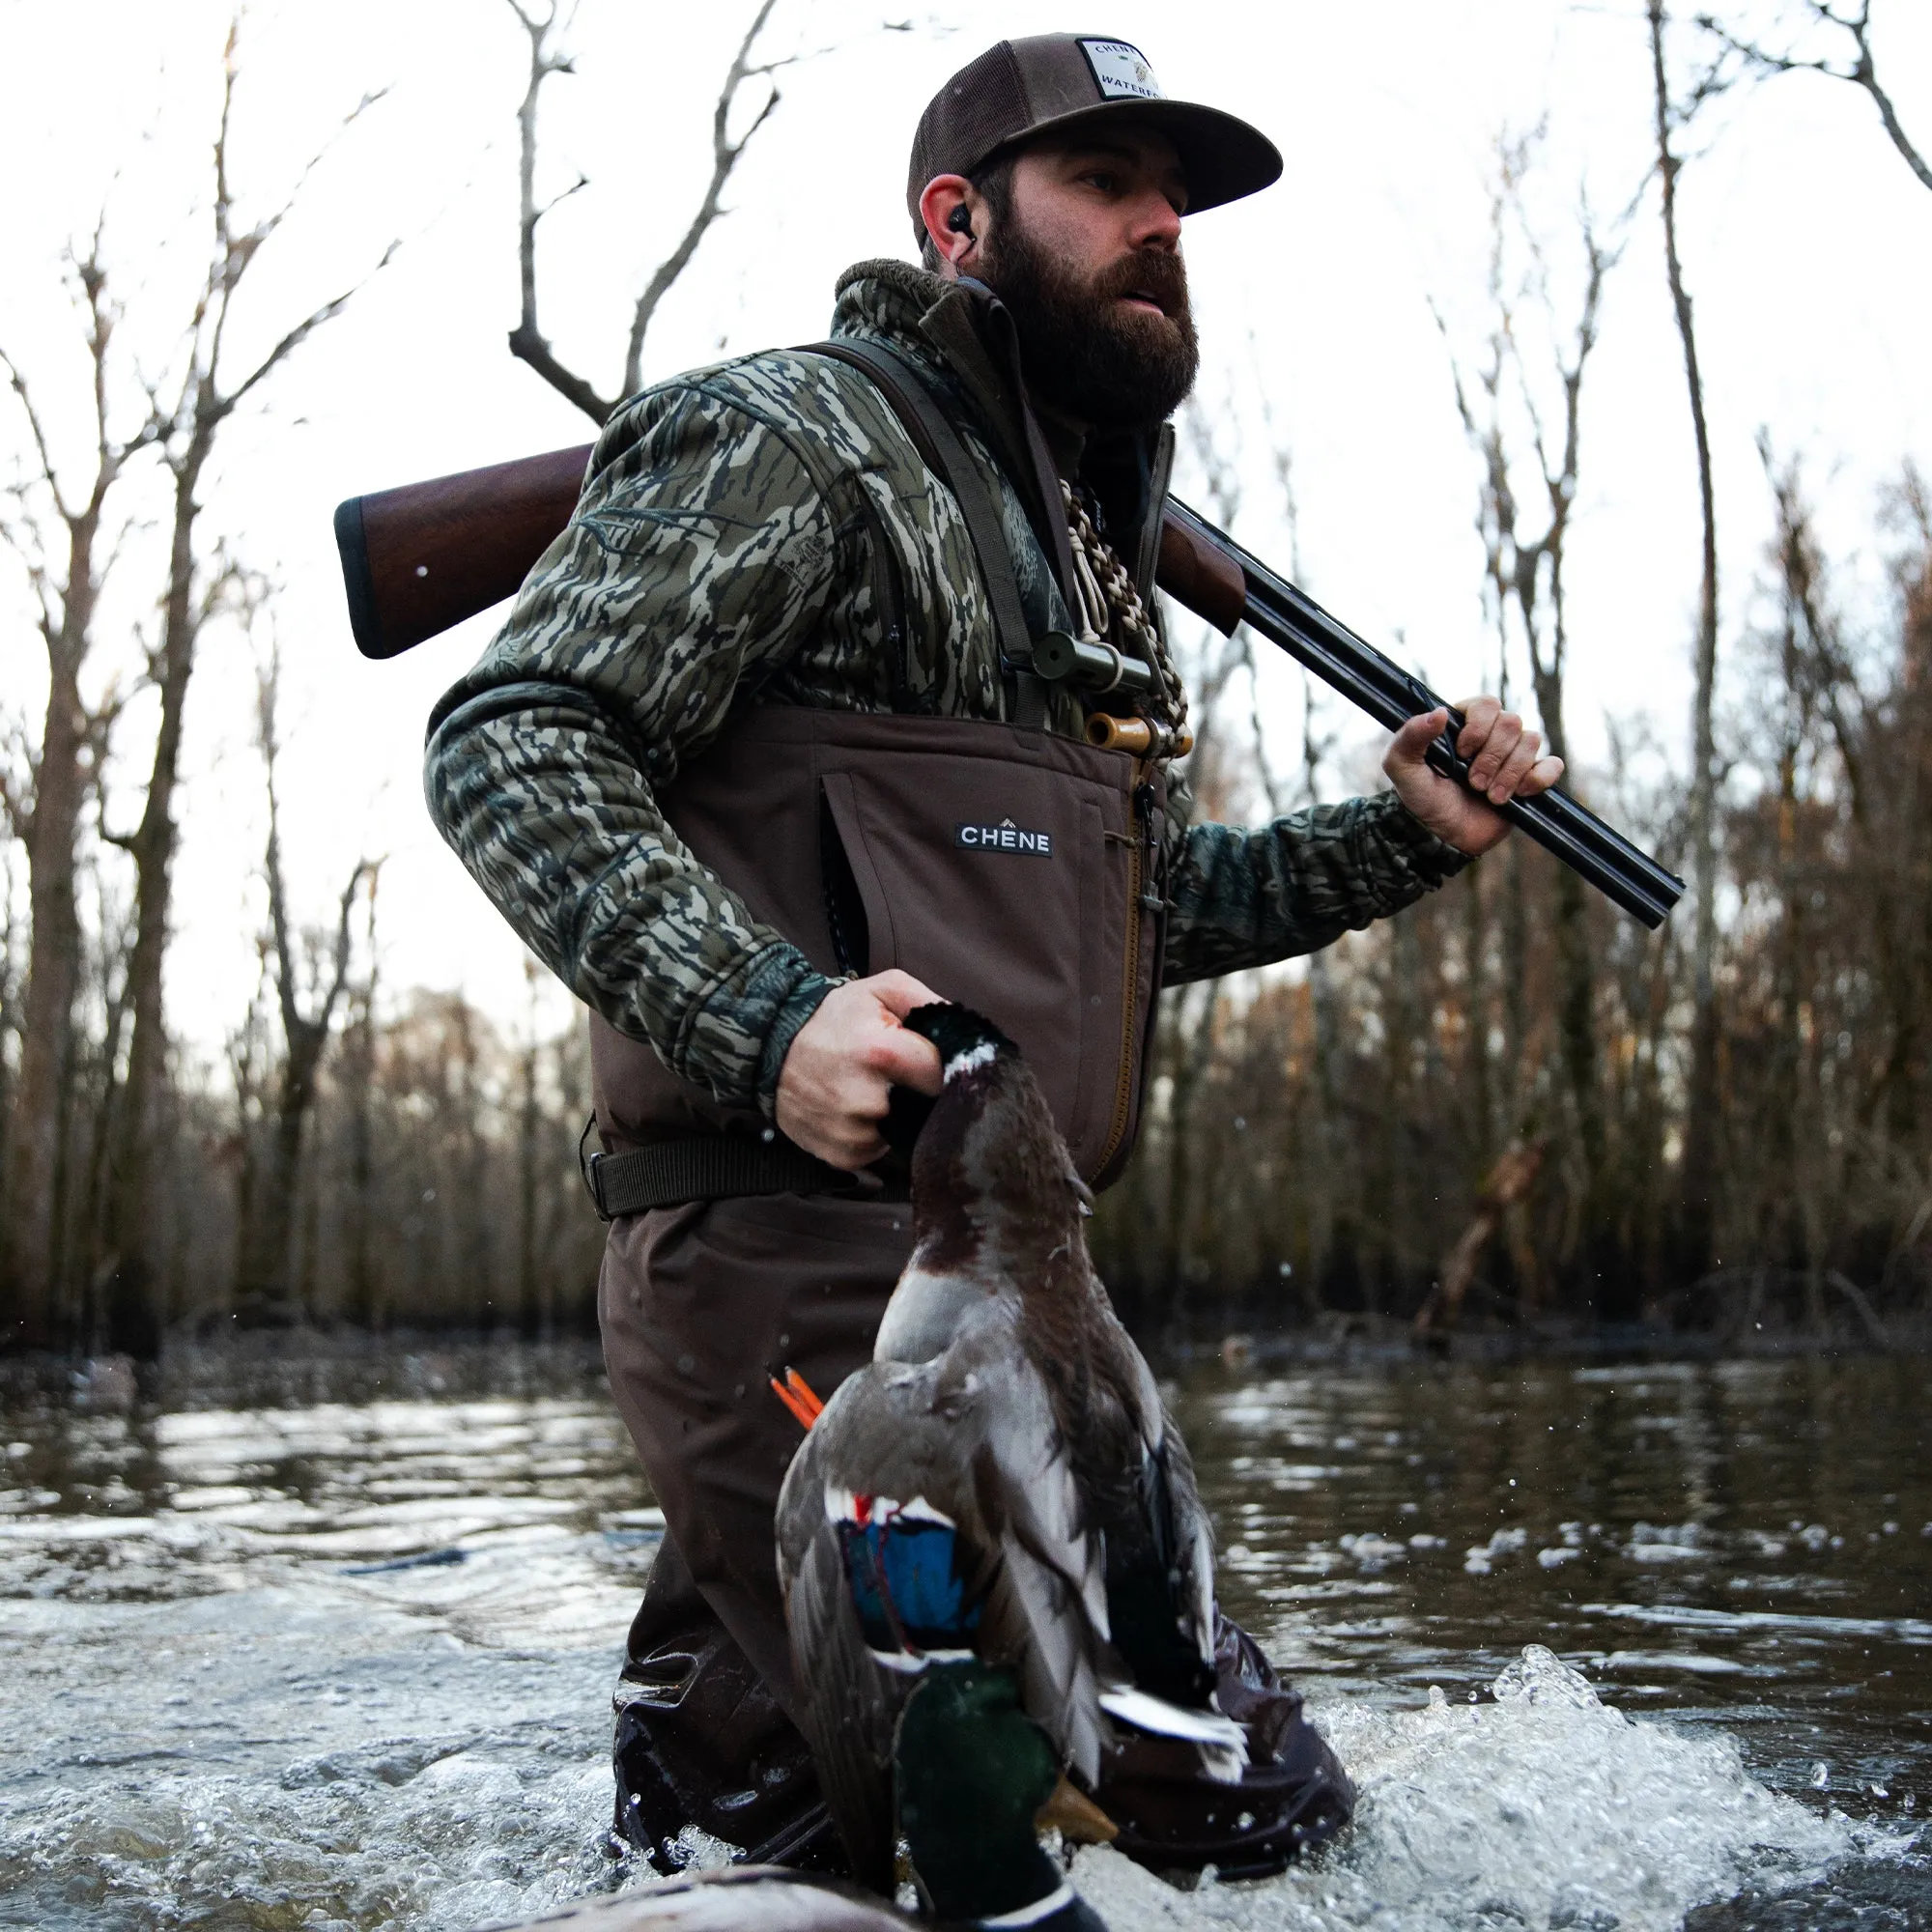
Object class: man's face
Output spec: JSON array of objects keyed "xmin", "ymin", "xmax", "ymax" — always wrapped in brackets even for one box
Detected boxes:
[{"xmin": 979, "ymin": 125, "xmax": 1199, "ymax": 432}]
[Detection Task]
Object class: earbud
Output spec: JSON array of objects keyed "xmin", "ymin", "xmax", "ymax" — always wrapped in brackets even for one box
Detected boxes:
[{"xmin": 947, "ymin": 204, "xmax": 975, "ymax": 238}]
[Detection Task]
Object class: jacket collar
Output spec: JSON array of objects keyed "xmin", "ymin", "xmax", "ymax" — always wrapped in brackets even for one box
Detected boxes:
[
  {"xmin": 830, "ymin": 260, "xmax": 1171, "ymax": 606},
  {"xmin": 833, "ymin": 260, "xmax": 1077, "ymax": 608}
]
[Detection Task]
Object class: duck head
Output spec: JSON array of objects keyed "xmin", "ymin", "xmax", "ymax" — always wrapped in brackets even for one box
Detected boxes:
[{"xmin": 893, "ymin": 1005, "xmax": 1094, "ymax": 1282}]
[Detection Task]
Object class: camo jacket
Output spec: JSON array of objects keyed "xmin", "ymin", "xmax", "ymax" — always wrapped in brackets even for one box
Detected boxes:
[{"xmin": 424, "ymin": 259, "xmax": 1467, "ymax": 1120}]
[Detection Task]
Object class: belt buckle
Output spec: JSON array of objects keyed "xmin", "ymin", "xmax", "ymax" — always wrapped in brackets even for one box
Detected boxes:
[{"xmin": 578, "ymin": 1114, "xmax": 613, "ymax": 1221}]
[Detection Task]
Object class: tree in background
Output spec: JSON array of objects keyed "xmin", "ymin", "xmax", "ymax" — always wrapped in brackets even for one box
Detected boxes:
[
  {"xmin": 0, "ymin": 17, "xmax": 393, "ymax": 1354},
  {"xmin": 230, "ymin": 633, "xmax": 373, "ymax": 1329},
  {"xmin": 505, "ymin": 0, "xmax": 795, "ymax": 425},
  {"xmin": 1435, "ymin": 128, "xmax": 1628, "ymax": 1308},
  {"xmin": 1648, "ymin": 0, "xmax": 1727, "ymax": 1287},
  {"xmin": 1697, "ymin": 1, "xmax": 1931, "ymax": 193},
  {"xmin": 0, "ymin": 238, "xmax": 156, "ymax": 1349},
  {"xmin": 97, "ymin": 22, "xmax": 396, "ymax": 1356}
]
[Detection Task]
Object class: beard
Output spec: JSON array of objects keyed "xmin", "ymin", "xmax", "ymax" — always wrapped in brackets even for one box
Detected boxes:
[{"xmin": 980, "ymin": 217, "xmax": 1200, "ymax": 431}]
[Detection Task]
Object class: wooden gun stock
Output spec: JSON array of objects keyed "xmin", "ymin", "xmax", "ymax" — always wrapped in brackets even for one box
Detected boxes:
[
  {"xmin": 334, "ymin": 442, "xmax": 593, "ymax": 659},
  {"xmin": 334, "ymin": 446, "xmax": 1682, "ymax": 926}
]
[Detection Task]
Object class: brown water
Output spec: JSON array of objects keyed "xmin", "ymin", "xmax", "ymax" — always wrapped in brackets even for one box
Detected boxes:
[{"xmin": 0, "ymin": 1344, "xmax": 1924, "ymax": 1929}]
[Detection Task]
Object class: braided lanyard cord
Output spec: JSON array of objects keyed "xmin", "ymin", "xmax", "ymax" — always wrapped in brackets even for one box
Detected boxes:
[{"xmin": 1059, "ymin": 478, "xmax": 1189, "ymax": 739}]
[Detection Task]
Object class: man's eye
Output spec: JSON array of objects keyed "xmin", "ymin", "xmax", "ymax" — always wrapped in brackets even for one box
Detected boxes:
[{"xmin": 1083, "ymin": 171, "xmax": 1122, "ymax": 193}]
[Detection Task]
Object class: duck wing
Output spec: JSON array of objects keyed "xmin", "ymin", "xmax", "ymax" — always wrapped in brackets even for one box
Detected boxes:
[
  {"xmin": 1096, "ymin": 1321, "xmax": 1222, "ymax": 1706},
  {"xmin": 776, "ymin": 1311, "xmax": 1115, "ymax": 1887},
  {"xmin": 780, "ymin": 1480, "xmax": 900, "ymax": 1892}
]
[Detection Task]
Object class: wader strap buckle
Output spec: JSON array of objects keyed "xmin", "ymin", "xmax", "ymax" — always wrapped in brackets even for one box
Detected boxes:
[{"xmin": 578, "ymin": 1117, "xmax": 852, "ymax": 1221}]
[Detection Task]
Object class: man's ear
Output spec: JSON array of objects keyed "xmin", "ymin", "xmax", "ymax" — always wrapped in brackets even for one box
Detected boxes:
[{"xmin": 918, "ymin": 174, "xmax": 980, "ymax": 275}]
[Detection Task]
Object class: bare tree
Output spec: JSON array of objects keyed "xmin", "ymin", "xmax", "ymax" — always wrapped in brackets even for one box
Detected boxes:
[
  {"xmin": 0, "ymin": 232, "xmax": 154, "ymax": 1349},
  {"xmin": 231, "ymin": 641, "xmax": 372, "ymax": 1327},
  {"xmin": 1750, "ymin": 436, "xmax": 1828, "ymax": 1305},
  {"xmin": 1154, "ymin": 411, "xmax": 1255, "ymax": 1326},
  {"xmin": 1244, "ymin": 399, "xmax": 1343, "ymax": 1319},
  {"xmin": 99, "ymin": 20, "xmax": 396, "ymax": 1353},
  {"xmin": 1435, "ymin": 129, "xmax": 1621, "ymax": 1290},
  {"xmin": 1649, "ymin": 0, "xmax": 1725, "ymax": 1280},
  {"xmin": 517, "ymin": 954, "xmax": 545, "ymax": 1339},
  {"xmin": 1696, "ymin": 2, "xmax": 1931, "ymax": 193},
  {"xmin": 506, "ymin": 0, "xmax": 793, "ymax": 424},
  {"xmin": 337, "ymin": 867, "xmax": 384, "ymax": 1331}
]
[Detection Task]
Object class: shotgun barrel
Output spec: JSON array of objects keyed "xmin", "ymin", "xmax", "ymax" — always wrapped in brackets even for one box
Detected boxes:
[
  {"xmin": 1153, "ymin": 499, "xmax": 1684, "ymax": 929},
  {"xmin": 332, "ymin": 447, "xmax": 1682, "ymax": 926}
]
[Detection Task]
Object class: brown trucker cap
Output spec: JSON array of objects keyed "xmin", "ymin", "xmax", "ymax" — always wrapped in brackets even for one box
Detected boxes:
[{"xmin": 907, "ymin": 33, "xmax": 1282, "ymax": 239}]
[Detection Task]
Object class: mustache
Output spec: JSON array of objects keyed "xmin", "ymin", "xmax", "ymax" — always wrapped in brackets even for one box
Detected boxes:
[{"xmin": 1091, "ymin": 247, "xmax": 1190, "ymax": 320}]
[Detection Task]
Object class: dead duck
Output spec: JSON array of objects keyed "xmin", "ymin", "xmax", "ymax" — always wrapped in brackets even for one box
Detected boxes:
[{"xmin": 775, "ymin": 1006, "xmax": 1244, "ymax": 1931}]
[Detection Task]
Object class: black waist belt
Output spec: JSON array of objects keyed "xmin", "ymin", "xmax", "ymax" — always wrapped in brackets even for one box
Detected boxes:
[{"xmin": 581, "ymin": 1127, "xmax": 856, "ymax": 1222}]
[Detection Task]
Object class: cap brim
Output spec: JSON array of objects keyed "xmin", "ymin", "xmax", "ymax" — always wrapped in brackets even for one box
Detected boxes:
[{"xmin": 995, "ymin": 97, "xmax": 1282, "ymax": 215}]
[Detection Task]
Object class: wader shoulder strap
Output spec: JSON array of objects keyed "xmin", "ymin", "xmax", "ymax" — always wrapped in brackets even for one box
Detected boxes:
[{"xmin": 808, "ymin": 337, "xmax": 1048, "ymax": 729}]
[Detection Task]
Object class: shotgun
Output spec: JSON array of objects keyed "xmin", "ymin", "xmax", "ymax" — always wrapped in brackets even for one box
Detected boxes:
[{"xmin": 335, "ymin": 448, "xmax": 1683, "ymax": 928}]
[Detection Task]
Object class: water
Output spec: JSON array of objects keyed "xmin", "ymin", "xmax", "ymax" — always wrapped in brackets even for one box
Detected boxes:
[{"xmin": 0, "ymin": 1344, "xmax": 1923, "ymax": 1929}]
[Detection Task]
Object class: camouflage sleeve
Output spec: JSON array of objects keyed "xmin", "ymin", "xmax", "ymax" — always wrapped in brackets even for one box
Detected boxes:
[
  {"xmin": 423, "ymin": 377, "xmax": 844, "ymax": 1116},
  {"xmin": 1160, "ymin": 780, "xmax": 1470, "ymax": 985}
]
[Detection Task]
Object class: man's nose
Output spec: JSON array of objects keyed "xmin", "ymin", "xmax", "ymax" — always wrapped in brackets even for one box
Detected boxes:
[{"xmin": 1127, "ymin": 188, "xmax": 1182, "ymax": 252}]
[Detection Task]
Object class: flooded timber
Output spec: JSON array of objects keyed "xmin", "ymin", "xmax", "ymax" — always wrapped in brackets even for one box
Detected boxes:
[{"xmin": 0, "ymin": 1344, "xmax": 1923, "ymax": 1930}]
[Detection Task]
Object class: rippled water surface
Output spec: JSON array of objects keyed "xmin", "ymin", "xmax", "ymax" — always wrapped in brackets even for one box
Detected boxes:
[{"xmin": 0, "ymin": 1344, "xmax": 1924, "ymax": 1929}]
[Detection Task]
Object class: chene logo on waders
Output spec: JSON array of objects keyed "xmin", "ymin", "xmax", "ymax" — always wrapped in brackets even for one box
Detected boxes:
[{"xmin": 955, "ymin": 816, "xmax": 1053, "ymax": 857}]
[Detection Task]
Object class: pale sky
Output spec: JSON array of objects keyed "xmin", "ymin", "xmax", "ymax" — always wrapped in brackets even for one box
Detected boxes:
[{"xmin": 3, "ymin": 0, "xmax": 1928, "ymax": 1063}]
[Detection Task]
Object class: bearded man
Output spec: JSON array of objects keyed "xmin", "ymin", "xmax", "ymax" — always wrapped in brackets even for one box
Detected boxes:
[{"xmin": 425, "ymin": 30, "xmax": 1557, "ymax": 1902}]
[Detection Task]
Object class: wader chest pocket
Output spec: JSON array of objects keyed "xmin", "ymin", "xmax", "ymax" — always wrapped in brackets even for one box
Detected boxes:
[{"xmin": 818, "ymin": 762, "xmax": 1126, "ymax": 1176}]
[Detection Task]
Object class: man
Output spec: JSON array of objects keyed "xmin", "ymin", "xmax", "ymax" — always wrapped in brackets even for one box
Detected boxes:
[{"xmin": 426, "ymin": 28, "xmax": 1557, "ymax": 1905}]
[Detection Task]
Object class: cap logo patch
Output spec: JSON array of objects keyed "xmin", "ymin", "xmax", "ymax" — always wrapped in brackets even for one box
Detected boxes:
[{"xmin": 1079, "ymin": 39, "xmax": 1162, "ymax": 102}]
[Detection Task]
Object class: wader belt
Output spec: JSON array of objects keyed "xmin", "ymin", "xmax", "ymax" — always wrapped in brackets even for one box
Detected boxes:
[
  {"xmin": 582, "ymin": 1131, "xmax": 852, "ymax": 1222},
  {"xmin": 807, "ymin": 337, "xmax": 1049, "ymax": 728}
]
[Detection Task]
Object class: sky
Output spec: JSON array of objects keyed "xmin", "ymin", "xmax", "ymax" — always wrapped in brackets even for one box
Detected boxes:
[{"xmin": 2, "ymin": 0, "xmax": 1928, "ymax": 1064}]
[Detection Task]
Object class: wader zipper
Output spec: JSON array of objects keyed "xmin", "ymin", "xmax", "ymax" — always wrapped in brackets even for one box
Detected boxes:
[{"xmin": 1096, "ymin": 764, "xmax": 1158, "ymax": 1175}]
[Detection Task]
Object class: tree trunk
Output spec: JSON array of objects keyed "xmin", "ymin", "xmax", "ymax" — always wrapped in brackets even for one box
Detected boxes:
[
  {"xmin": 234, "ymin": 1027, "xmax": 324, "ymax": 1326},
  {"xmin": 101, "ymin": 445, "xmax": 208, "ymax": 1359},
  {"xmin": 1301, "ymin": 946, "xmax": 1342, "ymax": 1321},
  {"xmin": 1650, "ymin": 0, "xmax": 1722, "ymax": 1280},
  {"xmin": 341, "ymin": 983, "xmax": 380, "ymax": 1331},
  {"xmin": 5, "ymin": 637, "xmax": 89, "ymax": 1350},
  {"xmin": 1160, "ymin": 981, "xmax": 1218, "ymax": 1337},
  {"xmin": 1528, "ymin": 656, "xmax": 1604, "ymax": 1189},
  {"xmin": 518, "ymin": 1022, "xmax": 542, "ymax": 1341}
]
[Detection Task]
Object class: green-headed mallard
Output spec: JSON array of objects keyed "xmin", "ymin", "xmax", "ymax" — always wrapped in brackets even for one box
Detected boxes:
[{"xmin": 776, "ymin": 1007, "xmax": 1244, "ymax": 1931}]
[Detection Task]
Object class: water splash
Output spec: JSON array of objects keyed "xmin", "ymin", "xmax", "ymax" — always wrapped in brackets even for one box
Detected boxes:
[
  {"xmin": 0, "ymin": 1737, "xmax": 629, "ymax": 1931},
  {"xmin": 1071, "ymin": 1648, "xmax": 1878, "ymax": 1932}
]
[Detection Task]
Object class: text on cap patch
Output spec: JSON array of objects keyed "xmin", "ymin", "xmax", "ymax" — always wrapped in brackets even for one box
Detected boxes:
[{"xmin": 1079, "ymin": 39, "xmax": 1163, "ymax": 102}]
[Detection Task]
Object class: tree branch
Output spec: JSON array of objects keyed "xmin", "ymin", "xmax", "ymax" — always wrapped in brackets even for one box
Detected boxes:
[
  {"xmin": 503, "ymin": 0, "xmax": 801, "ymax": 420},
  {"xmin": 1695, "ymin": 1, "xmax": 1932, "ymax": 193},
  {"xmin": 504, "ymin": 0, "xmax": 615, "ymax": 423},
  {"xmin": 221, "ymin": 241, "xmax": 402, "ymax": 418},
  {"xmin": 0, "ymin": 348, "xmax": 70, "ymax": 517},
  {"xmin": 623, "ymin": 0, "xmax": 789, "ymax": 399}
]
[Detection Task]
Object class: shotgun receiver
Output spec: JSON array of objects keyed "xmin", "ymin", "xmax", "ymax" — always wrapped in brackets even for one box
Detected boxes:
[{"xmin": 335, "ymin": 449, "xmax": 1682, "ymax": 928}]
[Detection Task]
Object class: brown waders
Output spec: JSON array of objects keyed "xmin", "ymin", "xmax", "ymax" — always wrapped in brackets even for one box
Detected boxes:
[{"xmin": 590, "ymin": 709, "xmax": 1351, "ymax": 1880}]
